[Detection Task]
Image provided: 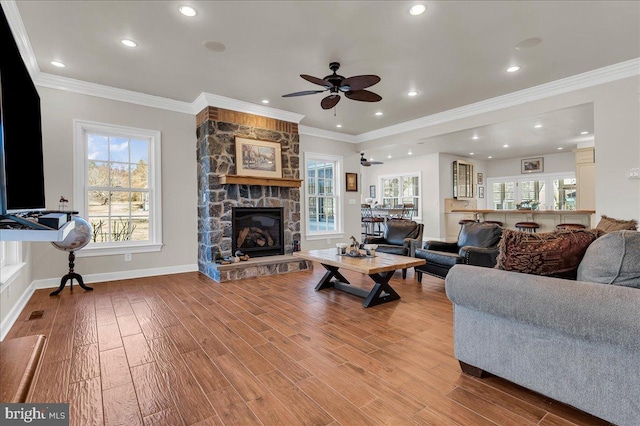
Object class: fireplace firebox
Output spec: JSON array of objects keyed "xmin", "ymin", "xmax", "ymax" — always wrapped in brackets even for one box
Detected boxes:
[{"xmin": 232, "ymin": 207, "xmax": 284, "ymax": 258}]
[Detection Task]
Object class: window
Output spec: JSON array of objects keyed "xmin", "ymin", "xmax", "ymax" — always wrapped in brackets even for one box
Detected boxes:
[
  {"xmin": 0, "ymin": 241, "xmax": 23, "ymax": 287},
  {"xmin": 488, "ymin": 172, "xmax": 575, "ymax": 210},
  {"xmin": 74, "ymin": 120, "xmax": 162, "ymax": 256},
  {"xmin": 305, "ymin": 153, "xmax": 342, "ymax": 238},
  {"xmin": 379, "ymin": 173, "xmax": 421, "ymax": 218}
]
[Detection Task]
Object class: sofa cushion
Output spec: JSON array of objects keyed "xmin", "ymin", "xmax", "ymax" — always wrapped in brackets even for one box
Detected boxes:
[
  {"xmin": 458, "ymin": 222, "xmax": 502, "ymax": 248},
  {"xmin": 595, "ymin": 215, "xmax": 638, "ymax": 232},
  {"xmin": 496, "ymin": 229, "xmax": 600, "ymax": 279},
  {"xmin": 577, "ymin": 230, "xmax": 640, "ymax": 288}
]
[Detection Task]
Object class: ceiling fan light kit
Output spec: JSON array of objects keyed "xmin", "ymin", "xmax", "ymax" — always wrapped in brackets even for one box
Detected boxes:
[{"xmin": 283, "ymin": 62, "xmax": 382, "ymax": 110}]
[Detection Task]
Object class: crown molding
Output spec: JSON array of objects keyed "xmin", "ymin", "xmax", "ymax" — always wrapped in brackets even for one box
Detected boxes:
[
  {"xmin": 356, "ymin": 58, "xmax": 640, "ymax": 142},
  {"xmin": 194, "ymin": 92, "xmax": 305, "ymax": 123},
  {"xmin": 1, "ymin": 0, "xmax": 39, "ymax": 77},
  {"xmin": 35, "ymin": 73, "xmax": 195, "ymax": 114},
  {"xmin": 297, "ymin": 125, "xmax": 358, "ymax": 143}
]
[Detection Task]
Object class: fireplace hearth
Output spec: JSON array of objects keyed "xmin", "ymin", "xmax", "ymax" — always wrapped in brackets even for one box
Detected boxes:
[{"xmin": 232, "ymin": 207, "xmax": 284, "ymax": 258}]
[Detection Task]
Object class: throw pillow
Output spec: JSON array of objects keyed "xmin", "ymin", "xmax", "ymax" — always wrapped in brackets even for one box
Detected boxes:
[
  {"xmin": 496, "ymin": 229, "xmax": 600, "ymax": 279},
  {"xmin": 595, "ymin": 215, "xmax": 638, "ymax": 232},
  {"xmin": 577, "ymin": 230, "xmax": 640, "ymax": 288}
]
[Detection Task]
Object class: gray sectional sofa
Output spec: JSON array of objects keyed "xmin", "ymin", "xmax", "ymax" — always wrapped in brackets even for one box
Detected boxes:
[{"xmin": 445, "ymin": 230, "xmax": 640, "ymax": 426}]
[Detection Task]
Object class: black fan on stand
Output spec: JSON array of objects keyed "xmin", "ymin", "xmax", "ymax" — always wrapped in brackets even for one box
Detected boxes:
[
  {"xmin": 360, "ymin": 152, "xmax": 383, "ymax": 167},
  {"xmin": 282, "ymin": 62, "xmax": 381, "ymax": 109}
]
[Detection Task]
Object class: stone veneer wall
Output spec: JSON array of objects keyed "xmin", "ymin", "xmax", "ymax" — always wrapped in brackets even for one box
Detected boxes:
[{"xmin": 196, "ymin": 106, "xmax": 305, "ymax": 279}]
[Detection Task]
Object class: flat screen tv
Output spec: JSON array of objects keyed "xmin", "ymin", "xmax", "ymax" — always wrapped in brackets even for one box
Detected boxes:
[{"xmin": 0, "ymin": 5, "xmax": 46, "ymax": 220}]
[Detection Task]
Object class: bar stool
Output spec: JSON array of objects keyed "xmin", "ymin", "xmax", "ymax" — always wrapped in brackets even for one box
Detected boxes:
[
  {"xmin": 556, "ymin": 223, "xmax": 587, "ymax": 230},
  {"xmin": 483, "ymin": 220, "xmax": 503, "ymax": 227},
  {"xmin": 361, "ymin": 204, "xmax": 384, "ymax": 237},
  {"xmin": 515, "ymin": 222, "xmax": 540, "ymax": 233}
]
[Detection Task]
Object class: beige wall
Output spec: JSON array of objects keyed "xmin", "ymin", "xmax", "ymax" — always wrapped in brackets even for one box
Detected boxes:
[
  {"xmin": 31, "ymin": 87, "xmax": 198, "ymax": 281},
  {"xmin": 298, "ymin": 135, "xmax": 362, "ymax": 250}
]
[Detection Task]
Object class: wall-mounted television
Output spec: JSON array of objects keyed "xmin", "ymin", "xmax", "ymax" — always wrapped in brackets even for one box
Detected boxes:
[{"xmin": 0, "ymin": 5, "xmax": 46, "ymax": 222}]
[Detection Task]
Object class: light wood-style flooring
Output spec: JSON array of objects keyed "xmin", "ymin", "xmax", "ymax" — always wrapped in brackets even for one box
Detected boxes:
[{"xmin": 4, "ymin": 266, "xmax": 609, "ymax": 425}]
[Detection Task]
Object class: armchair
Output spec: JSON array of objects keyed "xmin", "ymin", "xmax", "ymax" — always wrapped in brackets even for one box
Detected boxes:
[
  {"xmin": 414, "ymin": 222, "xmax": 502, "ymax": 282},
  {"xmin": 363, "ymin": 219, "xmax": 424, "ymax": 278}
]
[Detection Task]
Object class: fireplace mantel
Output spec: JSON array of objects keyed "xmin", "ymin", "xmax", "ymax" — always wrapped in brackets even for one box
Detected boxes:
[{"xmin": 218, "ymin": 174, "xmax": 302, "ymax": 188}]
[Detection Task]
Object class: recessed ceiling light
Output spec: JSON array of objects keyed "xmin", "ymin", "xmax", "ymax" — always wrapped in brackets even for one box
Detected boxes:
[
  {"xmin": 51, "ymin": 61, "xmax": 66, "ymax": 68},
  {"xmin": 580, "ymin": 131, "xmax": 589, "ymax": 135},
  {"xmin": 407, "ymin": 91, "xmax": 418, "ymax": 97},
  {"xmin": 488, "ymin": 156, "xmax": 493, "ymax": 159},
  {"xmin": 472, "ymin": 135, "xmax": 479, "ymax": 140},
  {"xmin": 503, "ymin": 144, "xmax": 509, "ymax": 148},
  {"xmin": 534, "ymin": 124, "xmax": 542, "ymax": 128},
  {"xmin": 506, "ymin": 66, "xmax": 521, "ymax": 73},
  {"xmin": 336, "ymin": 124, "xmax": 342, "ymax": 128},
  {"xmin": 387, "ymin": 155, "xmax": 392, "ymax": 159},
  {"xmin": 375, "ymin": 112, "xmax": 383, "ymax": 116},
  {"xmin": 557, "ymin": 147, "xmax": 563, "ymax": 150},
  {"xmin": 120, "ymin": 39, "xmax": 137, "ymax": 48},
  {"xmin": 469, "ymin": 153, "xmax": 474, "ymax": 156},
  {"xmin": 409, "ymin": 4, "xmax": 426, "ymax": 15},
  {"xmin": 202, "ymin": 40, "xmax": 226, "ymax": 52},
  {"xmin": 179, "ymin": 6, "xmax": 197, "ymax": 17},
  {"xmin": 261, "ymin": 99, "xmax": 269, "ymax": 104},
  {"xmin": 408, "ymin": 151, "xmax": 413, "ymax": 155}
]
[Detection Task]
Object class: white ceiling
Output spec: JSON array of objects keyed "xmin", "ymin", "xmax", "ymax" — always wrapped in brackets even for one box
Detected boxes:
[{"xmin": 7, "ymin": 0, "xmax": 640, "ymax": 160}]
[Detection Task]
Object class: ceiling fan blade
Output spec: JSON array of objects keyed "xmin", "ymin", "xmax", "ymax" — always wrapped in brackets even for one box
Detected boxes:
[
  {"xmin": 301, "ymin": 74, "xmax": 333, "ymax": 88},
  {"xmin": 340, "ymin": 75, "xmax": 381, "ymax": 91},
  {"xmin": 321, "ymin": 95, "xmax": 340, "ymax": 110},
  {"xmin": 345, "ymin": 90, "xmax": 382, "ymax": 102},
  {"xmin": 282, "ymin": 89, "xmax": 326, "ymax": 97}
]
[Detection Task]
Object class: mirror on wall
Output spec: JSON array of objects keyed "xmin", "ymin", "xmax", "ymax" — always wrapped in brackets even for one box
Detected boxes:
[{"xmin": 453, "ymin": 160, "xmax": 474, "ymax": 199}]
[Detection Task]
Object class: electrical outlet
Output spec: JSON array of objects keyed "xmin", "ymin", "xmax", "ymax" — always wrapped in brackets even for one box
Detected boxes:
[{"xmin": 124, "ymin": 253, "xmax": 132, "ymax": 261}]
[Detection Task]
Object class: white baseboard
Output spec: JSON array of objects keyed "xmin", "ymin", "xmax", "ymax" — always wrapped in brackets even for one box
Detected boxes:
[
  {"xmin": 0, "ymin": 264, "xmax": 198, "ymax": 341},
  {"xmin": 32, "ymin": 264, "xmax": 199, "ymax": 289},
  {"xmin": 0, "ymin": 282, "xmax": 36, "ymax": 342}
]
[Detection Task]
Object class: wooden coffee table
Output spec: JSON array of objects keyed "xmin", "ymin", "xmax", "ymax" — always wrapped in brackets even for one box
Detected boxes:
[{"xmin": 292, "ymin": 249, "xmax": 426, "ymax": 307}]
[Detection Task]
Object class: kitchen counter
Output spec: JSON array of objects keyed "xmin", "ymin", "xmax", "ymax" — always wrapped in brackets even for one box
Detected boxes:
[{"xmin": 446, "ymin": 209, "xmax": 596, "ymax": 237}]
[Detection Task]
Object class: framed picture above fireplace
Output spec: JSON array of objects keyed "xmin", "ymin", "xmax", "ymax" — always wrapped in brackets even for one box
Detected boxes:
[{"xmin": 235, "ymin": 137, "xmax": 282, "ymax": 178}]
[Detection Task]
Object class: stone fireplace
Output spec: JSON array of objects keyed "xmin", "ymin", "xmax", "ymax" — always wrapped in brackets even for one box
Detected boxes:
[
  {"xmin": 232, "ymin": 207, "xmax": 284, "ymax": 258},
  {"xmin": 196, "ymin": 106, "xmax": 311, "ymax": 282}
]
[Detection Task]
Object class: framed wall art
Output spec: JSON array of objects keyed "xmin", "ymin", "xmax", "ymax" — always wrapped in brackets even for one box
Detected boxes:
[
  {"xmin": 521, "ymin": 157, "xmax": 544, "ymax": 174},
  {"xmin": 477, "ymin": 172, "xmax": 483, "ymax": 185},
  {"xmin": 346, "ymin": 172, "xmax": 358, "ymax": 192},
  {"xmin": 478, "ymin": 186, "xmax": 485, "ymax": 198},
  {"xmin": 369, "ymin": 185, "xmax": 376, "ymax": 198},
  {"xmin": 235, "ymin": 137, "xmax": 282, "ymax": 178}
]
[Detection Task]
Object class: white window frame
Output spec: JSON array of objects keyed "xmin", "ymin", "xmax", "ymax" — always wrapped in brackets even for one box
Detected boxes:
[
  {"xmin": 0, "ymin": 241, "xmax": 24, "ymax": 288},
  {"xmin": 304, "ymin": 152, "xmax": 344, "ymax": 240},
  {"xmin": 487, "ymin": 171, "xmax": 576, "ymax": 211},
  {"xmin": 377, "ymin": 172, "xmax": 422, "ymax": 221},
  {"xmin": 73, "ymin": 120, "xmax": 162, "ymax": 257}
]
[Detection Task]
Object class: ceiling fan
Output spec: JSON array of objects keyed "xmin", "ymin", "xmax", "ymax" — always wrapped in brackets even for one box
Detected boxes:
[
  {"xmin": 360, "ymin": 152, "xmax": 384, "ymax": 167},
  {"xmin": 282, "ymin": 62, "xmax": 382, "ymax": 110}
]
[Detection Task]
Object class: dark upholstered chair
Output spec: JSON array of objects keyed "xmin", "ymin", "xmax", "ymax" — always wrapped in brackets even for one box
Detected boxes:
[
  {"xmin": 413, "ymin": 222, "xmax": 503, "ymax": 282},
  {"xmin": 363, "ymin": 219, "xmax": 424, "ymax": 278}
]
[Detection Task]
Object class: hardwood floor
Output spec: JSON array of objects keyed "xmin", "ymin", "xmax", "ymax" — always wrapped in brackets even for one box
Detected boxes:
[{"xmin": 4, "ymin": 266, "xmax": 609, "ymax": 426}]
